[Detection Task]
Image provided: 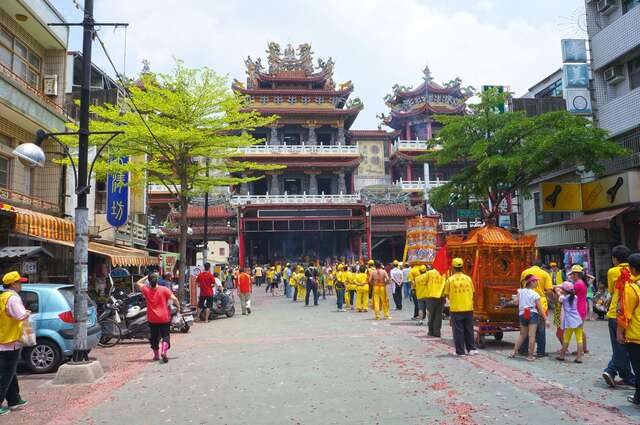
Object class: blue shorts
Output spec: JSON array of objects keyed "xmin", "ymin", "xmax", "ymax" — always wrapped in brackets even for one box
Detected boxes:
[{"xmin": 519, "ymin": 311, "xmax": 539, "ymax": 327}]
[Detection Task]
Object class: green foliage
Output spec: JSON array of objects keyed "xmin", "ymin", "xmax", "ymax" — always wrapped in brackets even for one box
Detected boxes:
[
  {"xmin": 61, "ymin": 61, "xmax": 283, "ymax": 199},
  {"xmin": 417, "ymin": 89, "xmax": 626, "ymax": 221}
]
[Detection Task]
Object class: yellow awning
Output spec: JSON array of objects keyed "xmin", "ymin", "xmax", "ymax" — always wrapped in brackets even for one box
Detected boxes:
[
  {"xmin": 13, "ymin": 207, "xmax": 74, "ymax": 242},
  {"xmin": 86, "ymin": 242, "xmax": 159, "ymax": 267}
]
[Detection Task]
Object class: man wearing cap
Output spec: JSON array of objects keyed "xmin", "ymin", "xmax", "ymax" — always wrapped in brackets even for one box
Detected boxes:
[
  {"xmin": 519, "ymin": 260, "xmax": 553, "ymax": 357},
  {"xmin": 414, "ymin": 265, "xmax": 429, "ymax": 326},
  {"xmin": 390, "ymin": 261, "xmax": 403, "ymax": 311},
  {"xmin": 0, "ymin": 272, "xmax": 30, "ymax": 415},
  {"xmin": 444, "ymin": 258, "xmax": 477, "ymax": 355},
  {"xmin": 603, "ymin": 245, "xmax": 635, "ymax": 388},
  {"xmin": 425, "ymin": 265, "xmax": 446, "ymax": 337},
  {"xmin": 549, "ymin": 262, "xmax": 564, "ymax": 287}
]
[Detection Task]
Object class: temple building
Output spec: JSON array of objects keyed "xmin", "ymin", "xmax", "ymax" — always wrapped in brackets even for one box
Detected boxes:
[{"xmin": 382, "ymin": 67, "xmax": 478, "ymax": 225}]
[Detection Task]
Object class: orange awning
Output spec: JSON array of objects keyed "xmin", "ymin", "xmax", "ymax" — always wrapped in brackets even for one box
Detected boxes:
[
  {"xmin": 87, "ymin": 242, "xmax": 159, "ymax": 267},
  {"xmin": 13, "ymin": 207, "xmax": 74, "ymax": 242},
  {"xmin": 565, "ymin": 207, "xmax": 630, "ymax": 230}
]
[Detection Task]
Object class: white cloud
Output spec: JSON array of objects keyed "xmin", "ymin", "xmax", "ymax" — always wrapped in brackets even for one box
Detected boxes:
[{"xmin": 76, "ymin": 0, "xmax": 576, "ymax": 129}]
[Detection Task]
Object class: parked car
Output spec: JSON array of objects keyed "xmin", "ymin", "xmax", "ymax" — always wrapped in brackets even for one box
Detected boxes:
[{"xmin": 18, "ymin": 284, "xmax": 101, "ymax": 373}]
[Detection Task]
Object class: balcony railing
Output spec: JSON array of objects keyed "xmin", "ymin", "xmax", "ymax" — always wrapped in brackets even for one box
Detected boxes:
[
  {"xmin": 394, "ymin": 178, "xmax": 449, "ymax": 192},
  {"xmin": 115, "ymin": 220, "xmax": 148, "ymax": 246},
  {"xmin": 236, "ymin": 144, "xmax": 359, "ymax": 155},
  {"xmin": 441, "ymin": 219, "xmax": 483, "ymax": 231},
  {"xmin": 147, "ymin": 184, "xmax": 177, "ymax": 194},
  {"xmin": 230, "ymin": 192, "xmax": 361, "ymax": 206},
  {"xmin": 0, "ymin": 187, "xmax": 59, "ymax": 213},
  {"xmin": 0, "ymin": 63, "xmax": 66, "ymax": 117},
  {"xmin": 393, "ymin": 140, "xmax": 431, "ymax": 152}
]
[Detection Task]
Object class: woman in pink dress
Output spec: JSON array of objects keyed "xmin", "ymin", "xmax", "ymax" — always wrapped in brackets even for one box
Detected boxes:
[{"xmin": 570, "ymin": 264, "xmax": 589, "ymax": 353}]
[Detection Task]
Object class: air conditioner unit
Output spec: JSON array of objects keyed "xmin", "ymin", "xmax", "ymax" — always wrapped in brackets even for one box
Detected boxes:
[
  {"xmin": 43, "ymin": 75, "xmax": 58, "ymax": 96},
  {"xmin": 604, "ymin": 65, "xmax": 625, "ymax": 85},
  {"xmin": 597, "ymin": 0, "xmax": 619, "ymax": 15}
]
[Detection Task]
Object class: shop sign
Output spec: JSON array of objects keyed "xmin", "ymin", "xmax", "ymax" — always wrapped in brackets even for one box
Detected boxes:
[
  {"xmin": 540, "ymin": 182, "xmax": 582, "ymax": 212},
  {"xmin": 21, "ymin": 261, "xmax": 37, "ymax": 275},
  {"xmin": 106, "ymin": 157, "xmax": 129, "ymax": 227},
  {"xmin": 561, "ymin": 39, "xmax": 587, "ymax": 63},
  {"xmin": 457, "ymin": 209, "xmax": 481, "ymax": 219},
  {"xmin": 581, "ymin": 171, "xmax": 639, "ymax": 211}
]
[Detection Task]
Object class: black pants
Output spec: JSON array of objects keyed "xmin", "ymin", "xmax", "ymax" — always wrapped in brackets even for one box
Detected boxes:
[
  {"xmin": 392, "ymin": 285, "xmax": 403, "ymax": 310},
  {"xmin": 305, "ymin": 283, "xmax": 319, "ymax": 306},
  {"xmin": 450, "ymin": 311, "xmax": 475, "ymax": 355},
  {"xmin": 426, "ymin": 298, "xmax": 445, "ymax": 337},
  {"xmin": 0, "ymin": 349, "xmax": 21, "ymax": 407},
  {"xmin": 348, "ymin": 290, "xmax": 356, "ymax": 307},
  {"xmin": 293, "ymin": 286, "xmax": 298, "ymax": 301},
  {"xmin": 627, "ymin": 343, "xmax": 640, "ymax": 403},
  {"xmin": 411, "ymin": 289, "xmax": 419, "ymax": 318},
  {"xmin": 149, "ymin": 322, "xmax": 170, "ymax": 350}
]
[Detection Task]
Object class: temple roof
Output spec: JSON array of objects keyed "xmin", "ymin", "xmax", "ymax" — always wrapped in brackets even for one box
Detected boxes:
[
  {"xmin": 446, "ymin": 226, "xmax": 537, "ymax": 248},
  {"xmin": 371, "ymin": 204, "xmax": 419, "ymax": 218}
]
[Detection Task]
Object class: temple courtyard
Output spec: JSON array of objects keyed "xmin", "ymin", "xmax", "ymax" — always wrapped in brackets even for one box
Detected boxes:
[{"xmin": 14, "ymin": 290, "xmax": 640, "ymax": 425}]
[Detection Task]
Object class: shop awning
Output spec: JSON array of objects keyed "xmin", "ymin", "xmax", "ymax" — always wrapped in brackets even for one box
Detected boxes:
[
  {"xmin": 13, "ymin": 207, "xmax": 74, "ymax": 242},
  {"xmin": 87, "ymin": 242, "xmax": 159, "ymax": 267},
  {"xmin": 565, "ymin": 206, "xmax": 630, "ymax": 230},
  {"xmin": 0, "ymin": 246, "xmax": 53, "ymax": 259}
]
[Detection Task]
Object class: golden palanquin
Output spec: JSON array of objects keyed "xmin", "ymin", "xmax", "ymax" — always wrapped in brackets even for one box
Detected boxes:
[{"xmin": 446, "ymin": 226, "xmax": 536, "ymax": 323}]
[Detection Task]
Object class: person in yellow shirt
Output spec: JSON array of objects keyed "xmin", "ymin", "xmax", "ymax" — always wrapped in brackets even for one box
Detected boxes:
[
  {"xmin": 354, "ymin": 265, "xmax": 369, "ymax": 312},
  {"xmin": 335, "ymin": 264, "xmax": 347, "ymax": 311},
  {"xmin": 345, "ymin": 265, "xmax": 357, "ymax": 310},
  {"xmin": 549, "ymin": 262, "xmax": 565, "ymax": 286},
  {"xmin": 408, "ymin": 264, "xmax": 422, "ymax": 320},
  {"xmin": 369, "ymin": 261, "xmax": 391, "ymax": 320},
  {"xmin": 289, "ymin": 266, "xmax": 298, "ymax": 302},
  {"xmin": 367, "ymin": 260, "xmax": 375, "ymax": 300},
  {"xmin": 425, "ymin": 266, "xmax": 446, "ymax": 337},
  {"xmin": 444, "ymin": 258, "xmax": 477, "ymax": 356},
  {"xmin": 296, "ymin": 265, "xmax": 306, "ymax": 302},
  {"xmin": 266, "ymin": 266, "xmax": 275, "ymax": 295},
  {"xmin": 326, "ymin": 267, "xmax": 335, "ymax": 296},
  {"xmin": 414, "ymin": 265, "xmax": 428, "ymax": 326},
  {"xmin": 519, "ymin": 260, "xmax": 552, "ymax": 357},
  {"xmin": 603, "ymin": 245, "xmax": 635, "ymax": 388},
  {"xmin": 617, "ymin": 253, "xmax": 640, "ymax": 406}
]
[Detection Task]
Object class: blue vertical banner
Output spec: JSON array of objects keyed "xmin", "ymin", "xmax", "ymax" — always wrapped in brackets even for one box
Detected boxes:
[{"xmin": 106, "ymin": 157, "xmax": 129, "ymax": 227}]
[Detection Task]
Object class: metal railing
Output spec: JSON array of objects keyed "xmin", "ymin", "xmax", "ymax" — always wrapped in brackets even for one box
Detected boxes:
[
  {"xmin": 441, "ymin": 219, "xmax": 483, "ymax": 231},
  {"xmin": 0, "ymin": 62, "xmax": 66, "ymax": 116},
  {"xmin": 393, "ymin": 140, "xmax": 431, "ymax": 151},
  {"xmin": 0, "ymin": 187, "xmax": 60, "ymax": 213},
  {"xmin": 230, "ymin": 192, "xmax": 361, "ymax": 206},
  {"xmin": 394, "ymin": 178, "xmax": 448, "ymax": 191},
  {"xmin": 236, "ymin": 144, "xmax": 359, "ymax": 155},
  {"xmin": 115, "ymin": 221, "xmax": 148, "ymax": 245}
]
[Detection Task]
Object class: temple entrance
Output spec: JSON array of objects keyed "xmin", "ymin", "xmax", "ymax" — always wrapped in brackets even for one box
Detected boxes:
[{"xmin": 246, "ymin": 231, "xmax": 359, "ymax": 265}]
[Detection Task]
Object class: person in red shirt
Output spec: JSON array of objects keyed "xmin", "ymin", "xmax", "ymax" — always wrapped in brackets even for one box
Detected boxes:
[
  {"xmin": 238, "ymin": 267, "xmax": 253, "ymax": 315},
  {"xmin": 135, "ymin": 273, "xmax": 179, "ymax": 363},
  {"xmin": 196, "ymin": 263, "xmax": 215, "ymax": 322}
]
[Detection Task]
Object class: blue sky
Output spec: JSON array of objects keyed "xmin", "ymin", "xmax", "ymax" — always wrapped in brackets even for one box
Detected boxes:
[{"xmin": 50, "ymin": 0, "xmax": 586, "ymax": 129}]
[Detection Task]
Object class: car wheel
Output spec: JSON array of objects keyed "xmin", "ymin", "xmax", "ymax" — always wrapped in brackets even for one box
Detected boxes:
[{"xmin": 24, "ymin": 339, "xmax": 61, "ymax": 374}]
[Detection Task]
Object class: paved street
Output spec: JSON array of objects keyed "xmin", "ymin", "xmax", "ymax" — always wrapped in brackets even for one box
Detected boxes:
[{"xmin": 13, "ymin": 290, "xmax": 640, "ymax": 425}]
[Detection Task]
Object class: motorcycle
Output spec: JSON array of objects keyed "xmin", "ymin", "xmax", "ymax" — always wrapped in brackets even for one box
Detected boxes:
[
  {"xmin": 198, "ymin": 289, "xmax": 236, "ymax": 321},
  {"xmin": 170, "ymin": 303, "xmax": 194, "ymax": 333}
]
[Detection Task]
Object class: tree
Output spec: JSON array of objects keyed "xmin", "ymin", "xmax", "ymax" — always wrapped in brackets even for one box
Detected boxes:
[
  {"xmin": 64, "ymin": 62, "xmax": 281, "ymax": 300},
  {"xmin": 418, "ymin": 89, "xmax": 626, "ymax": 225}
]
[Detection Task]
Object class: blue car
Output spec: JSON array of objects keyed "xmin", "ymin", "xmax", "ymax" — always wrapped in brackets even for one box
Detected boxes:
[{"xmin": 18, "ymin": 284, "xmax": 101, "ymax": 373}]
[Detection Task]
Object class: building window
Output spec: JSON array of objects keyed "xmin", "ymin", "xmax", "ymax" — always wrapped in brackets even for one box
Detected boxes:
[
  {"xmin": 534, "ymin": 79, "xmax": 563, "ymax": 98},
  {"xmin": 534, "ymin": 192, "xmax": 570, "ymax": 225},
  {"xmin": 0, "ymin": 134, "xmax": 12, "ymax": 148},
  {"xmin": 287, "ymin": 96, "xmax": 296, "ymax": 104},
  {"xmin": 623, "ymin": 0, "xmax": 640, "ymax": 13},
  {"xmin": 315, "ymin": 96, "xmax": 323, "ymax": 104},
  {"xmin": 629, "ymin": 55, "xmax": 640, "ymax": 91},
  {"xmin": 0, "ymin": 26, "xmax": 41, "ymax": 89},
  {"xmin": 219, "ymin": 247, "xmax": 225, "ymax": 256},
  {"xmin": 0, "ymin": 156, "xmax": 9, "ymax": 189},
  {"xmin": 95, "ymin": 180, "xmax": 107, "ymax": 213},
  {"xmin": 274, "ymin": 96, "xmax": 283, "ymax": 104},
  {"xmin": 259, "ymin": 96, "xmax": 268, "ymax": 104}
]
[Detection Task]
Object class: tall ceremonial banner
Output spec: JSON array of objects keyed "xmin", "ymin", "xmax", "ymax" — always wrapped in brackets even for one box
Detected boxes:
[{"xmin": 404, "ymin": 216, "xmax": 439, "ymax": 265}]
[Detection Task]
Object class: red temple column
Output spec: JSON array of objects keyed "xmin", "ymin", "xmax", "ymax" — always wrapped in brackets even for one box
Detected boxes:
[
  {"xmin": 405, "ymin": 121, "xmax": 412, "ymax": 140},
  {"xmin": 426, "ymin": 120, "xmax": 433, "ymax": 140},
  {"xmin": 406, "ymin": 163, "xmax": 413, "ymax": 181}
]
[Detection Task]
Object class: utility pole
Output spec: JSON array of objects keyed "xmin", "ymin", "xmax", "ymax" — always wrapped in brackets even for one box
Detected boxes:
[{"xmin": 202, "ymin": 158, "xmax": 210, "ymax": 264}]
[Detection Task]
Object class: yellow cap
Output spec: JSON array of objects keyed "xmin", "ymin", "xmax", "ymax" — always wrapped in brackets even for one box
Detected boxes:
[
  {"xmin": 549, "ymin": 261, "xmax": 557, "ymax": 267},
  {"xmin": 571, "ymin": 264, "xmax": 584, "ymax": 273},
  {"xmin": 452, "ymin": 258, "xmax": 464, "ymax": 268},
  {"xmin": 393, "ymin": 260, "xmax": 399, "ymax": 266},
  {"xmin": 2, "ymin": 271, "xmax": 22, "ymax": 286},
  {"xmin": 368, "ymin": 260, "xmax": 375, "ymax": 266},
  {"xmin": 419, "ymin": 265, "xmax": 427, "ymax": 273}
]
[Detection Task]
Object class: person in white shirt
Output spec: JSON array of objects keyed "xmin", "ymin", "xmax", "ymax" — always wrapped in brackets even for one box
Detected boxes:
[
  {"xmin": 402, "ymin": 263, "xmax": 411, "ymax": 299},
  {"xmin": 510, "ymin": 274, "xmax": 545, "ymax": 361},
  {"xmin": 390, "ymin": 261, "xmax": 404, "ymax": 310}
]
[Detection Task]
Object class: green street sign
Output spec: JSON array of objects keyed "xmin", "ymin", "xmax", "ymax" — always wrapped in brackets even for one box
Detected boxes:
[{"xmin": 457, "ymin": 209, "xmax": 481, "ymax": 219}]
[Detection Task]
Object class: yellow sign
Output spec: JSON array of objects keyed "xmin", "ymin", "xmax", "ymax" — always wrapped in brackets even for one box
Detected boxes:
[
  {"xmin": 540, "ymin": 183, "xmax": 582, "ymax": 212},
  {"xmin": 357, "ymin": 141, "xmax": 385, "ymax": 176},
  {"xmin": 582, "ymin": 173, "xmax": 630, "ymax": 211}
]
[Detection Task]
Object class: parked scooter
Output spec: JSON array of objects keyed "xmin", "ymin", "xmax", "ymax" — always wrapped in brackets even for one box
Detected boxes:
[{"xmin": 198, "ymin": 289, "xmax": 236, "ymax": 321}]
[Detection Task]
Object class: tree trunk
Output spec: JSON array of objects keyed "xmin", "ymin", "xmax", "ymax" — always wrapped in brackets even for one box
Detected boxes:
[{"xmin": 178, "ymin": 193, "xmax": 188, "ymax": 303}]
